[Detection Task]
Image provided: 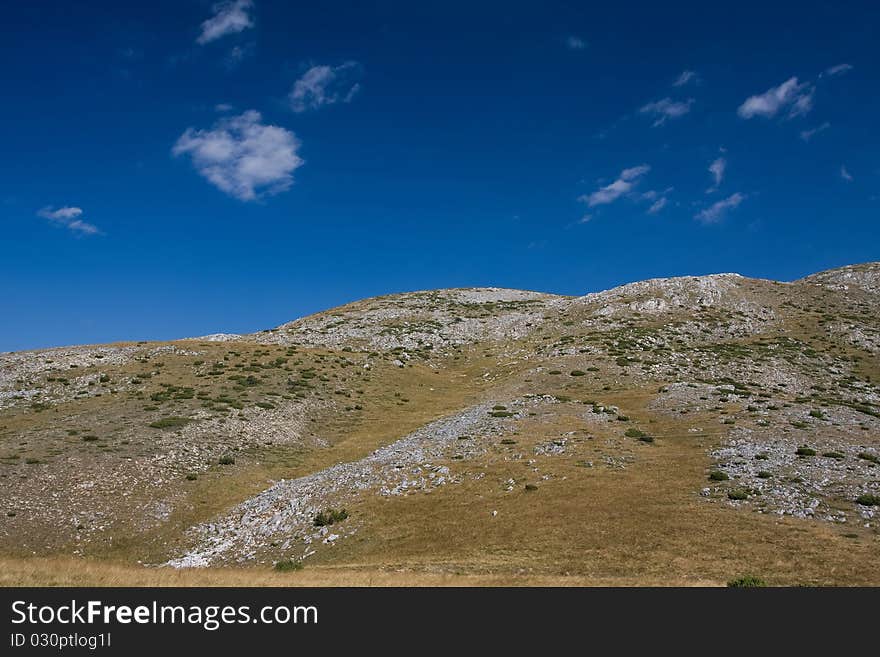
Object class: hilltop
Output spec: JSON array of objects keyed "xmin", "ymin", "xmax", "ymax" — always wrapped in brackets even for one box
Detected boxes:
[{"xmin": 1, "ymin": 263, "xmax": 878, "ymax": 586}]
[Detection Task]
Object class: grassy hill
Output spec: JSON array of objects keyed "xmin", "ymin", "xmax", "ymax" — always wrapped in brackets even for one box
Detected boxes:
[{"xmin": 1, "ymin": 263, "xmax": 878, "ymax": 586}]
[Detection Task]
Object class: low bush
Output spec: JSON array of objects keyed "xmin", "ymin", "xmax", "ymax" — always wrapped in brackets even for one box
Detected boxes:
[
  {"xmin": 727, "ymin": 575, "xmax": 766, "ymax": 587},
  {"xmin": 313, "ymin": 508, "xmax": 349, "ymax": 527}
]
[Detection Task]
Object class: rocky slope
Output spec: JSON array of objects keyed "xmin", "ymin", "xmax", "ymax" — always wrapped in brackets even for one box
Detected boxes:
[{"xmin": 1, "ymin": 262, "xmax": 878, "ymax": 584}]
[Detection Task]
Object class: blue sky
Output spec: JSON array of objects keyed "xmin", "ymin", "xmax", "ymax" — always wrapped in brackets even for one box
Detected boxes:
[{"xmin": 2, "ymin": 1, "xmax": 879, "ymax": 351}]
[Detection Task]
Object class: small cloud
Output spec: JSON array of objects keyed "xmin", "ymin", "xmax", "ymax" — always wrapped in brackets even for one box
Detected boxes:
[
  {"xmin": 672, "ymin": 70, "xmax": 697, "ymax": 87},
  {"xmin": 737, "ymin": 77, "xmax": 814, "ymax": 119},
  {"xmin": 289, "ymin": 62, "xmax": 362, "ymax": 113},
  {"xmin": 37, "ymin": 206, "xmax": 83, "ymax": 221},
  {"xmin": 821, "ymin": 63, "xmax": 853, "ymax": 78},
  {"xmin": 579, "ymin": 164, "xmax": 651, "ymax": 207},
  {"xmin": 224, "ymin": 43, "xmax": 254, "ymax": 69},
  {"xmin": 647, "ymin": 197, "xmax": 668, "ymax": 214},
  {"xmin": 707, "ymin": 156, "xmax": 726, "ymax": 192},
  {"xmin": 172, "ymin": 110, "xmax": 305, "ymax": 201},
  {"xmin": 197, "ymin": 0, "xmax": 254, "ymax": 45},
  {"xmin": 565, "ymin": 36, "xmax": 587, "ymax": 50},
  {"xmin": 215, "ymin": 103, "xmax": 235, "ymax": 112},
  {"xmin": 639, "ymin": 97, "xmax": 694, "ymax": 127},
  {"xmin": 695, "ymin": 192, "xmax": 745, "ymax": 224},
  {"xmin": 840, "ymin": 165, "xmax": 853, "ymax": 182},
  {"xmin": 577, "ymin": 214, "xmax": 592, "ymax": 224},
  {"xmin": 36, "ymin": 206, "xmax": 101, "ymax": 235},
  {"xmin": 800, "ymin": 121, "xmax": 830, "ymax": 142}
]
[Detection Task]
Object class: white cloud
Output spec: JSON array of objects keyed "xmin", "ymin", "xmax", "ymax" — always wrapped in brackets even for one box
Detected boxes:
[
  {"xmin": 37, "ymin": 206, "xmax": 83, "ymax": 221},
  {"xmin": 215, "ymin": 103, "xmax": 235, "ymax": 112},
  {"xmin": 289, "ymin": 62, "xmax": 362, "ymax": 113},
  {"xmin": 673, "ymin": 70, "xmax": 697, "ymax": 87},
  {"xmin": 639, "ymin": 97, "xmax": 694, "ymax": 126},
  {"xmin": 224, "ymin": 43, "xmax": 254, "ymax": 69},
  {"xmin": 566, "ymin": 36, "xmax": 587, "ymax": 50},
  {"xmin": 197, "ymin": 0, "xmax": 254, "ymax": 45},
  {"xmin": 707, "ymin": 156, "xmax": 726, "ymax": 191},
  {"xmin": 822, "ymin": 63, "xmax": 853, "ymax": 78},
  {"xmin": 580, "ymin": 165, "xmax": 650, "ymax": 207},
  {"xmin": 695, "ymin": 193, "xmax": 744, "ymax": 224},
  {"xmin": 36, "ymin": 206, "xmax": 101, "ymax": 235},
  {"xmin": 172, "ymin": 110, "xmax": 304, "ymax": 201},
  {"xmin": 737, "ymin": 77, "xmax": 814, "ymax": 119},
  {"xmin": 647, "ymin": 197, "xmax": 668, "ymax": 214},
  {"xmin": 840, "ymin": 165, "xmax": 853, "ymax": 182},
  {"xmin": 800, "ymin": 122, "xmax": 830, "ymax": 142}
]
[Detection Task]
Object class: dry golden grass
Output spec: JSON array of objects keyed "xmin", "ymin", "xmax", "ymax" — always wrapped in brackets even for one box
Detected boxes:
[{"xmin": 0, "ymin": 556, "xmax": 720, "ymax": 587}]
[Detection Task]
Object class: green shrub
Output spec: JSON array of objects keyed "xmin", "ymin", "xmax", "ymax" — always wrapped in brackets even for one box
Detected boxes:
[
  {"xmin": 185, "ymin": 473, "xmax": 198, "ymax": 481},
  {"xmin": 757, "ymin": 471, "xmax": 772, "ymax": 479},
  {"xmin": 727, "ymin": 575, "xmax": 766, "ymax": 587},
  {"xmin": 490, "ymin": 411, "xmax": 514, "ymax": 418},
  {"xmin": 822, "ymin": 451, "xmax": 845, "ymax": 460},
  {"xmin": 81, "ymin": 435, "xmax": 99, "ymax": 442},
  {"xmin": 856, "ymin": 494, "xmax": 879, "ymax": 506},
  {"xmin": 218, "ymin": 455, "xmax": 235, "ymax": 465},
  {"xmin": 274, "ymin": 559, "xmax": 304, "ymax": 572},
  {"xmin": 795, "ymin": 446, "xmax": 816, "ymax": 457},
  {"xmin": 524, "ymin": 483, "xmax": 538, "ymax": 491},
  {"xmin": 808, "ymin": 409, "xmax": 824, "ymax": 419},
  {"xmin": 857, "ymin": 452, "xmax": 879, "ymax": 464},
  {"xmin": 708, "ymin": 470, "xmax": 729, "ymax": 481},
  {"xmin": 148, "ymin": 416, "xmax": 192, "ymax": 430},
  {"xmin": 727, "ymin": 490, "xmax": 748, "ymax": 501},
  {"xmin": 313, "ymin": 508, "xmax": 349, "ymax": 527},
  {"xmin": 624, "ymin": 428, "xmax": 645, "ymax": 438},
  {"xmin": 570, "ymin": 370, "xmax": 587, "ymax": 377}
]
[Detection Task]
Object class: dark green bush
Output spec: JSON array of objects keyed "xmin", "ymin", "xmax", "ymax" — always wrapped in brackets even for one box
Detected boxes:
[
  {"xmin": 727, "ymin": 575, "xmax": 766, "ymax": 587},
  {"xmin": 274, "ymin": 559, "xmax": 304, "ymax": 572},
  {"xmin": 856, "ymin": 494, "xmax": 879, "ymax": 506},
  {"xmin": 313, "ymin": 508, "xmax": 349, "ymax": 527}
]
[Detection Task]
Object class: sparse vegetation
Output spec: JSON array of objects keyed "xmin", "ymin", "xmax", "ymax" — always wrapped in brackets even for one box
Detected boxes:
[
  {"xmin": 313, "ymin": 508, "xmax": 349, "ymax": 527},
  {"xmin": 148, "ymin": 416, "xmax": 193, "ymax": 430},
  {"xmin": 727, "ymin": 575, "xmax": 767, "ymax": 588}
]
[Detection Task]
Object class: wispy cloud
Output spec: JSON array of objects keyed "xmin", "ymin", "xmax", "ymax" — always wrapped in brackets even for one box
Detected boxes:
[
  {"xmin": 580, "ymin": 165, "xmax": 651, "ymax": 207},
  {"xmin": 821, "ymin": 63, "xmax": 853, "ymax": 78},
  {"xmin": 289, "ymin": 62, "xmax": 362, "ymax": 113},
  {"xmin": 197, "ymin": 0, "xmax": 254, "ymax": 45},
  {"xmin": 224, "ymin": 43, "xmax": 254, "ymax": 69},
  {"xmin": 800, "ymin": 121, "xmax": 830, "ymax": 142},
  {"xmin": 172, "ymin": 110, "xmax": 304, "ymax": 201},
  {"xmin": 565, "ymin": 36, "xmax": 587, "ymax": 50},
  {"xmin": 640, "ymin": 97, "xmax": 694, "ymax": 126},
  {"xmin": 695, "ymin": 193, "xmax": 744, "ymax": 224},
  {"xmin": 840, "ymin": 165, "xmax": 853, "ymax": 182},
  {"xmin": 647, "ymin": 197, "xmax": 668, "ymax": 214},
  {"xmin": 672, "ymin": 70, "xmax": 697, "ymax": 87},
  {"xmin": 737, "ymin": 77, "xmax": 814, "ymax": 119},
  {"xmin": 707, "ymin": 156, "xmax": 726, "ymax": 192},
  {"xmin": 36, "ymin": 206, "xmax": 101, "ymax": 235}
]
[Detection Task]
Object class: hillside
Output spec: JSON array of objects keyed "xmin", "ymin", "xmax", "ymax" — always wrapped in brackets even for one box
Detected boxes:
[{"xmin": 1, "ymin": 263, "xmax": 879, "ymax": 586}]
